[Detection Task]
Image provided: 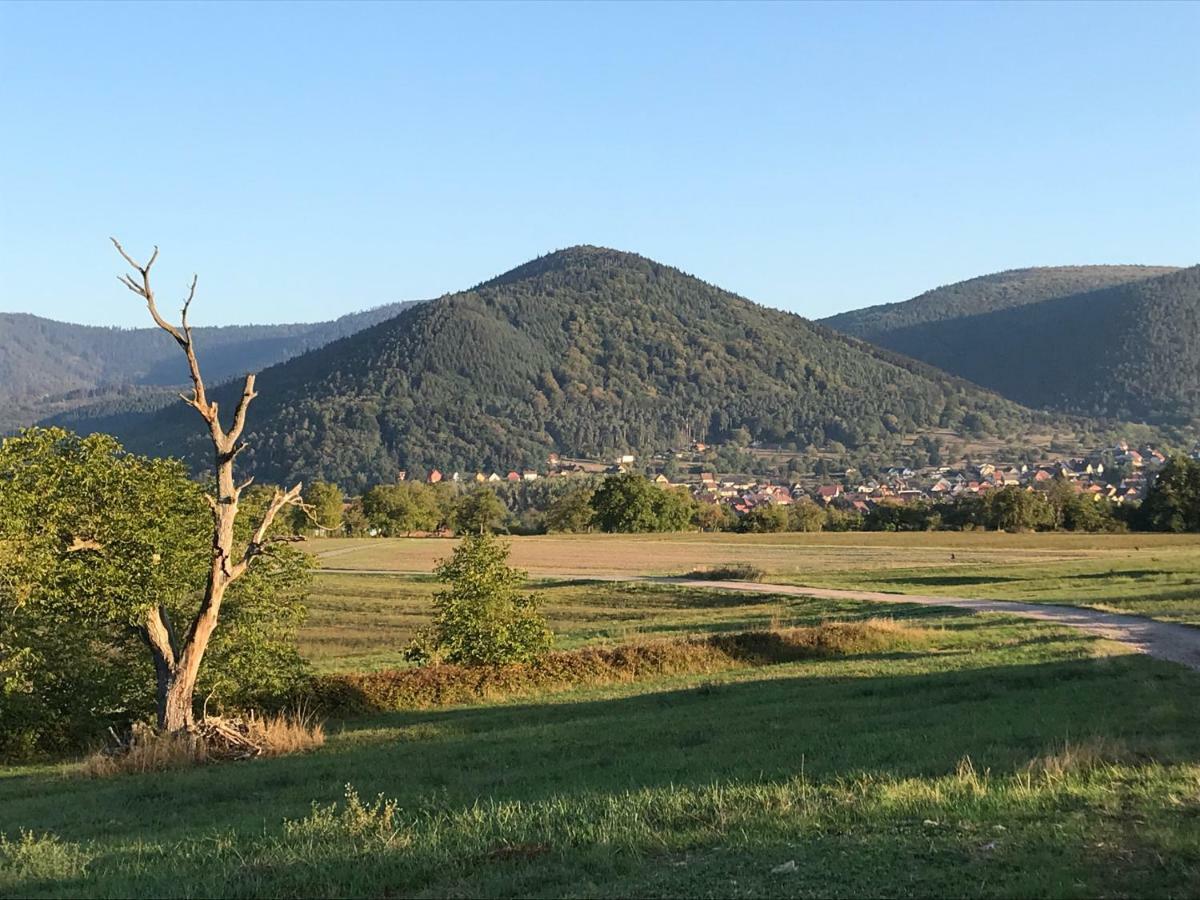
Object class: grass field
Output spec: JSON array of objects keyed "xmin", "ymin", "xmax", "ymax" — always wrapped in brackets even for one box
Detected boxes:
[
  {"xmin": 307, "ymin": 532, "xmax": 1200, "ymax": 628},
  {"xmin": 5, "ymin": 533, "xmax": 1200, "ymax": 897},
  {"xmin": 4, "ymin": 602, "xmax": 1200, "ymax": 897}
]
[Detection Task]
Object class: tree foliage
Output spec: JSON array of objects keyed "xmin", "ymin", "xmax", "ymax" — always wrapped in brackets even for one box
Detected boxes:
[
  {"xmin": 0, "ymin": 429, "xmax": 312, "ymax": 758},
  {"xmin": 406, "ymin": 534, "xmax": 552, "ymax": 666},
  {"xmin": 1137, "ymin": 456, "xmax": 1200, "ymax": 532},
  {"xmin": 452, "ymin": 486, "xmax": 509, "ymax": 535}
]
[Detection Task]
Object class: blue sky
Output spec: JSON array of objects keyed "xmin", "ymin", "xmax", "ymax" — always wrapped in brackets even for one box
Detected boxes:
[{"xmin": 1, "ymin": 1, "xmax": 1196, "ymax": 327}]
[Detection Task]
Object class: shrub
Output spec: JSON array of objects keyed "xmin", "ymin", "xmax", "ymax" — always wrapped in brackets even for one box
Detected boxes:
[
  {"xmin": 406, "ymin": 534, "xmax": 552, "ymax": 667},
  {"xmin": 686, "ymin": 564, "xmax": 765, "ymax": 582}
]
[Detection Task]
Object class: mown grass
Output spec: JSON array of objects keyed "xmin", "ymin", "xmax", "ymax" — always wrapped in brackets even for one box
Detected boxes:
[
  {"xmin": 4, "ymin": 599, "xmax": 1200, "ymax": 897},
  {"xmin": 786, "ymin": 554, "xmax": 1200, "ymax": 627},
  {"xmin": 302, "ymin": 577, "xmax": 845, "ymax": 672},
  {"xmin": 307, "ymin": 531, "xmax": 1199, "ymax": 580},
  {"xmin": 307, "ymin": 533, "xmax": 1200, "ymax": 632}
]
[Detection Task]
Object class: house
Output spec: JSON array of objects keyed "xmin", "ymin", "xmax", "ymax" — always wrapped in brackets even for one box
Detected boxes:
[
  {"xmin": 397, "ymin": 470, "xmax": 407, "ymax": 482},
  {"xmin": 616, "ymin": 454, "xmax": 636, "ymax": 465},
  {"xmin": 428, "ymin": 470, "xmax": 443, "ymax": 484},
  {"xmin": 654, "ymin": 474, "xmax": 671, "ymax": 485},
  {"xmin": 474, "ymin": 472, "xmax": 486, "ymax": 482},
  {"xmin": 506, "ymin": 471, "xmax": 521, "ymax": 482},
  {"xmin": 522, "ymin": 471, "xmax": 539, "ymax": 482},
  {"xmin": 816, "ymin": 485, "xmax": 842, "ymax": 504},
  {"xmin": 487, "ymin": 472, "xmax": 502, "ymax": 483}
]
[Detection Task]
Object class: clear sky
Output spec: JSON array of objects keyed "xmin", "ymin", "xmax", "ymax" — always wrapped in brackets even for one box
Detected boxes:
[{"xmin": 1, "ymin": 1, "xmax": 1196, "ymax": 327}]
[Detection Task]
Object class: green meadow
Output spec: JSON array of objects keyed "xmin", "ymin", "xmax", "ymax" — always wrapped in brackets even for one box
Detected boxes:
[{"xmin": 4, "ymin": 533, "xmax": 1200, "ymax": 897}]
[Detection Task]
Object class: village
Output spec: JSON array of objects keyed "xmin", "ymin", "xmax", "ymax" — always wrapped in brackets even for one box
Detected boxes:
[{"xmin": 391, "ymin": 440, "xmax": 1198, "ymax": 519}]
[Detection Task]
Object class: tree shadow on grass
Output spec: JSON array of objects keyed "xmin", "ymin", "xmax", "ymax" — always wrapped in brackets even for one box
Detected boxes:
[{"xmin": 6, "ymin": 643, "xmax": 1197, "ymax": 856}]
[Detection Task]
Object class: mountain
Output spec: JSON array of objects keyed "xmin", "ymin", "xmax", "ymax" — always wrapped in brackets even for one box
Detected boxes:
[
  {"xmin": 91, "ymin": 246, "xmax": 1079, "ymax": 491},
  {"xmin": 822, "ymin": 265, "xmax": 1200, "ymax": 425},
  {"xmin": 823, "ymin": 265, "xmax": 1180, "ymax": 341},
  {"xmin": 0, "ymin": 302, "xmax": 419, "ymax": 432}
]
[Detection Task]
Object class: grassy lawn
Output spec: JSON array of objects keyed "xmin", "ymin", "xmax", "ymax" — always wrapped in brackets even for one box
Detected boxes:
[
  {"xmin": 3, "ymin": 600, "xmax": 1200, "ymax": 897},
  {"xmin": 307, "ymin": 533, "xmax": 1200, "ymax": 628}
]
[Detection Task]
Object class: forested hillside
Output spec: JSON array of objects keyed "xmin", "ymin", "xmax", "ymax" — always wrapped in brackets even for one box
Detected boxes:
[
  {"xmin": 0, "ymin": 301, "xmax": 418, "ymax": 432},
  {"xmin": 828, "ymin": 266, "xmax": 1200, "ymax": 425},
  {"xmin": 96, "ymin": 246, "xmax": 1073, "ymax": 490},
  {"xmin": 824, "ymin": 265, "xmax": 1178, "ymax": 341}
]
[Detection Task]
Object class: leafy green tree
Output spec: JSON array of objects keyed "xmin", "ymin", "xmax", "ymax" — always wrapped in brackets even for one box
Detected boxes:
[
  {"xmin": 0, "ymin": 429, "xmax": 311, "ymax": 757},
  {"xmin": 693, "ymin": 502, "xmax": 735, "ymax": 532},
  {"xmin": 653, "ymin": 486, "xmax": 699, "ymax": 532},
  {"xmin": 362, "ymin": 482, "xmax": 445, "ymax": 535},
  {"xmin": 406, "ymin": 534, "xmax": 552, "ymax": 666},
  {"xmin": 1138, "ymin": 456, "xmax": 1200, "ymax": 532},
  {"xmin": 738, "ymin": 505, "xmax": 790, "ymax": 533},
  {"xmin": 788, "ymin": 500, "xmax": 826, "ymax": 532},
  {"xmin": 987, "ymin": 486, "xmax": 1053, "ymax": 532},
  {"xmin": 544, "ymin": 483, "xmax": 596, "ymax": 533},
  {"xmin": 590, "ymin": 473, "xmax": 664, "ymax": 533},
  {"xmin": 453, "ymin": 486, "xmax": 508, "ymax": 535},
  {"xmin": 301, "ymin": 481, "xmax": 345, "ymax": 534}
]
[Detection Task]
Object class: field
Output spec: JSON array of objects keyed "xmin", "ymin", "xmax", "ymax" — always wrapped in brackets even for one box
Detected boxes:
[
  {"xmin": 308, "ymin": 532, "xmax": 1200, "ymax": 630},
  {"xmin": 4, "ymin": 532, "xmax": 1200, "ymax": 897}
]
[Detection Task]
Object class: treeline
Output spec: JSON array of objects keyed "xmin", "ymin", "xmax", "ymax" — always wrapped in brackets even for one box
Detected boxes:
[{"xmin": 314, "ymin": 458, "xmax": 1200, "ymax": 539}]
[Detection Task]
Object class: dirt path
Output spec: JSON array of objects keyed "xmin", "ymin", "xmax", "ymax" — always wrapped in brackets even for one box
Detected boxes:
[
  {"xmin": 319, "ymin": 565, "xmax": 1200, "ymax": 671},
  {"xmin": 657, "ymin": 578, "xmax": 1200, "ymax": 671}
]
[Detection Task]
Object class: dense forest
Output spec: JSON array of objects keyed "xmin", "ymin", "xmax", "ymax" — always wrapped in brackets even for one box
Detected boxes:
[
  {"xmin": 91, "ymin": 246, "xmax": 1080, "ymax": 491},
  {"xmin": 827, "ymin": 266, "xmax": 1200, "ymax": 426},
  {"xmin": 823, "ymin": 265, "xmax": 1178, "ymax": 341},
  {"xmin": 0, "ymin": 301, "xmax": 419, "ymax": 432}
]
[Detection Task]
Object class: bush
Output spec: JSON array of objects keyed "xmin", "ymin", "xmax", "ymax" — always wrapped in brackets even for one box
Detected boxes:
[
  {"xmin": 686, "ymin": 564, "xmax": 765, "ymax": 582},
  {"xmin": 405, "ymin": 534, "xmax": 552, "ymax": 667}
]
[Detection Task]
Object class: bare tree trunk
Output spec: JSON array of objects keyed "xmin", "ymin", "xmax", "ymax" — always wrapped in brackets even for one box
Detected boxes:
[{"xmin": 115, "ymin": 240, "xmax": 304, "ymax": 732}]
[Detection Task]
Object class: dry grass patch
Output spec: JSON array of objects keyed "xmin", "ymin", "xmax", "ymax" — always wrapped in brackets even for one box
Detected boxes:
[
  {"xmin": 81, "ymin": 711, "xmax": 325, "ymax": 778},
  {"xmin": 82, "ymin": 725, "xmax": 208, "ymax": 778},
  {"xmin": 1023, "ymin": 736, "xmax": 1133, "ymax": 778},
  {"xmin": 308, "ymin": 618, "xmax": 929, "ymax": 715}
]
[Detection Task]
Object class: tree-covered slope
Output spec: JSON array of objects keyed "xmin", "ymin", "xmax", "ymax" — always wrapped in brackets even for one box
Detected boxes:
[
  {"xmin": 102, "ymin": 246, "xmax": 1065, "ymax": 490},
  {"xmin": 828, "ymin": 266, "xmax": 1200, "ymax": 425},
  {"xmin": 0, "ymin": 301, "xmax": 418, "ymax": 432},
  {"xmin": 823, "ymin": 265, "xmax": 1178, "ymax": 342}
]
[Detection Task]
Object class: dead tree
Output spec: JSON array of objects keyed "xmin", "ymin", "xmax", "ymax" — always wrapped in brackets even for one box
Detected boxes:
[{"xmin": 113, "ymin": 239, "xmax": 304, "ymax": 732}]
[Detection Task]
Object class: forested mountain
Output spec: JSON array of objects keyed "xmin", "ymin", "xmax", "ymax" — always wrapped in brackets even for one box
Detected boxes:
[
  {"xmin": 0, "ymin": 301, "xmax": 419, "ymax": 432},
  {"xmin": 824, "ymin": 266, "xmax": 1200, "ymax": 425},
  {"xmin": 823, "ymin": 265, "xmax": 1178, "ymax": 341},
  {"xmin": 93, "ymin": 246, "xmax": 1072, "ymax": 491}
]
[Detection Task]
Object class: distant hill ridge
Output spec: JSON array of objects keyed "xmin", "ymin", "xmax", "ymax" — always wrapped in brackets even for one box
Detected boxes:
[
  {"xmin": 0, "ymin": 300, "xmax": 420, "ymax": 432},
  {"xmin": 823, "ymin": 265, "xmax": 1180, "ymax": 340},
  {"xmin": 88, "ymin": 245, "xmax": 1073, "ymax": 490},
  {"xmin": 821, "ymin": 264, "xmax": 1199, "ymax": 425}
]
